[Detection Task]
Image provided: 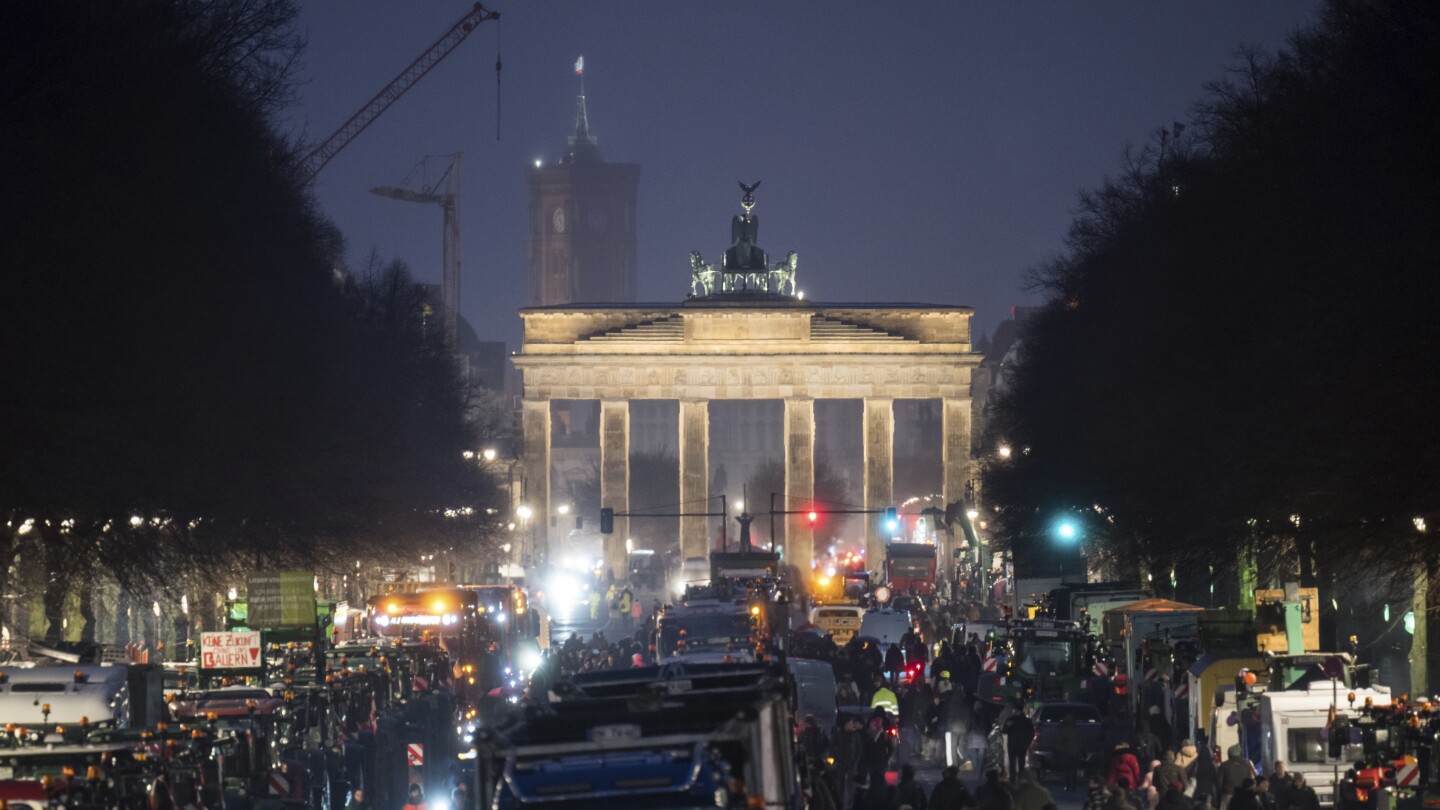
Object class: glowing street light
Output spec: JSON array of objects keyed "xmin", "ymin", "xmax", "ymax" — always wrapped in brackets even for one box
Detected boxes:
[
  {"xmin": 997, "ymin": 445, "xmax": 1013, "ymax": 459},
  {"xmin": 1054, "ymin": 518, "xmax": 1080, "ymax": 543},
  {"xmin": 966, "ymin": 509, "xmax": 980, "ymax": 521},
  {"xmin": 734, "ymin": 500, "xmax": 745, "ymax": 512},
  {"xmin": 557, "ymin": 504, "xmax": 570, "ymax": 515},
  {"xmin": 516, "ymin": 505, "xmax": 533, "ymax": 520},
  {"xmin": 482, "ymin": 448, "xmax": 497, "ymax": 462}
]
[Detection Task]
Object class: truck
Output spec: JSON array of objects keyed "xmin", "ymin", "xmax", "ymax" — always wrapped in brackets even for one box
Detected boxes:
[
  {"xmin": 976, "ymin": 619, "xmax": 1094, "ymax": 705},
  {"xmin": 1257, "ymin": 679, "xmax": 1391, "ymax": 805},
  {"xmin": 0, "ymin": 665, "xmax": 165, "ymax": 735},
  {"xmin": 1047, "ymin": 582, "xmax": 1147, "ymax": 630},
  {"xmin": 1211, "ymin": 653, "xmax": 1388, "ymax": 806},
  {"xmin": 884, "ymin": 543, "xmax": 937, "ymax": 596},
  {"xmin": 627, "ymin": 548, "xmax": 663, "ymax": 589},
  {"xmin": 475, "ymin": 661, "xmax": 803, "ymax": 810},
  {"xmin": 710, "ymin": 550, "xmax": 781, "ymax": 584},
  {"xmin": 656, "ymin": 594, "xmax": 761, "ymax": 662},
  {"xmin": 809, "ymin": 604, "xmax": 865, "ymax": 644}
]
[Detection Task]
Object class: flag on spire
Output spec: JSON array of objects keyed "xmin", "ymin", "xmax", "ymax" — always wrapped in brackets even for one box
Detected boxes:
[{"xmin": 574, "ymin": 55, "xmax": 584, "ymax": 76}]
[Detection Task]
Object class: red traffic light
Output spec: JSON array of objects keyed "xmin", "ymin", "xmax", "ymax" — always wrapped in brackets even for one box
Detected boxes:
[{"xmin": 807, "ymin": 510, "xmax": 819, "ymax": 525}]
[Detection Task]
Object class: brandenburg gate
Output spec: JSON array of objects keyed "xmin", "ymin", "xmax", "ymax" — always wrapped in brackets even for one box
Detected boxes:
[{"xmin": 512, "ymin": 184, "xmax": 981, "ymax": 582}]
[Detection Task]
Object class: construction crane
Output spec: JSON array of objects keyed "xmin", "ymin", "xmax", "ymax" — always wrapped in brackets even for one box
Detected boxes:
[
  {"xmin": 372, "ymin": 153, "xmax": 463, "ymax": 345},
  {"xmin": 299, "ymin": 3, "xmax": 499, "ymax": 180}
]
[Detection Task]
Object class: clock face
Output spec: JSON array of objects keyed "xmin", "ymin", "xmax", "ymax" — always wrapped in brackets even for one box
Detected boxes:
[
  {"xmin": 588, "ymin": 208, "xmax": 609, "ymax": 232},
  {"xmin": 552, "ymin": 207, "xmax": 566, "ymax": 234}
]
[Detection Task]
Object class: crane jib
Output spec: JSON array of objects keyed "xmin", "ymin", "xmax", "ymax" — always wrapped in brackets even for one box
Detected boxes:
[{"xmin": 299, "ymin": 3, "xmax": 500, "ymax": 180}]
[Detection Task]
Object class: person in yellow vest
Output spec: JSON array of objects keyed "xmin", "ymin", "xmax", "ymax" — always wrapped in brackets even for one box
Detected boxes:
[{"xmin": 870, "ymin": 673, "xmax": 898, "ymax": 714}]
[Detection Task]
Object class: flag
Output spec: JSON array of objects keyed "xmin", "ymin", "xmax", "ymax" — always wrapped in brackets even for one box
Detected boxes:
[{"xmin": 575, "ymin": 55, "xmax": 584, "ymax": 76}]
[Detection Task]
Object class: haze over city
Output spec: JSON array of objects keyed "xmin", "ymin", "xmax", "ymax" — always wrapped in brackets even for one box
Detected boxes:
[
  {"xmin": 293, "ymin": 2, "xmax": 1319, "ymax": 348},
  {"xmin": 6, "ymin": 2, "xmax": 1439, "ymax": 808}
]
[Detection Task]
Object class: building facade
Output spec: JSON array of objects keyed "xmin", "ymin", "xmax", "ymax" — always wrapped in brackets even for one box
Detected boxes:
[{"xmin": 512, "ymin": 188, "xmax": 981, "ymax": 582}]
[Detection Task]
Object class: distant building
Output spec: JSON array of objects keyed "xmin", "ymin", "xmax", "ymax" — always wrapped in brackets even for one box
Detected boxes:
[
  {"xmin": 974, "ymin": 306, "xmax": 1040, "ymax": 437},
  {"xmin": 526, "ymin": 91, "xmax": 639, "ymax": 306},
  {"xmin": 421, "ymin": 283, "xmax": 507, "ymax": 391}
]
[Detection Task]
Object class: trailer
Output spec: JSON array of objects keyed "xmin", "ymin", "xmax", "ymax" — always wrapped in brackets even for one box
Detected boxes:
[{"xmin": 476, "ymin": 662, "xmax": 802, "ymax": 810}]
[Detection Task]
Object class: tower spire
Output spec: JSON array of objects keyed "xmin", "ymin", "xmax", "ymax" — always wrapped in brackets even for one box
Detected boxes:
[
  {"xmin": 564, "ymin": 55, "xmax": 601, "ymax": 163},
  {"xmin": 571, "ymin": 94, "xmax": 594, "ymax": 144}
]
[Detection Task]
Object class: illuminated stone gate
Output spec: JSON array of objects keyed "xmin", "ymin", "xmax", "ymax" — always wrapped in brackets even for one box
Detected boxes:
[{"xmin": 512, "ymin": 186, "xmax": 981, "ymax": 581}]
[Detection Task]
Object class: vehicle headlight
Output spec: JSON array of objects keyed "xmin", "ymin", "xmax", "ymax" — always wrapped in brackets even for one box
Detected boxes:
[{"xmin": 519, "ymin": 648, "xmax": 542, "ymax": 673}]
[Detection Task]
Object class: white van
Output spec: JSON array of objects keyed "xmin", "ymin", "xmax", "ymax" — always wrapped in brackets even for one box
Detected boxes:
[{"xmin": 859, "ymin": 609, "xmax": 914, "ymax": 656}]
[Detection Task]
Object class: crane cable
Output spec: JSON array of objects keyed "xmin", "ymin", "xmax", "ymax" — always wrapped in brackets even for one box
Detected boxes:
[{"xmin": 495, "ymin": 18, "xmax": 503, "ymax": 140}]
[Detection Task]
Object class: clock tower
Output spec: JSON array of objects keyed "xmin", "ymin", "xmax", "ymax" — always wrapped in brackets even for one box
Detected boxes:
[{"xmin": 527, "ymin": 88, "xmax": 640, "ymax": 306}]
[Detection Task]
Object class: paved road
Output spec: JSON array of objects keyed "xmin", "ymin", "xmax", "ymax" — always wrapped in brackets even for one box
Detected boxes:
[
  {"xmin": 544, "ymin": 586, "xmax": 662, "ymax": 646},
  {"xmin": 906, "ymin": 756, "xmax": 1087, "ymax": 810}
]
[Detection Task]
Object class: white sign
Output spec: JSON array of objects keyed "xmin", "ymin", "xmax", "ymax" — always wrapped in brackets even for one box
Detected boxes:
[{"xmin": 200, "ymin": 631, "xmax": 262, "ymax": 670}]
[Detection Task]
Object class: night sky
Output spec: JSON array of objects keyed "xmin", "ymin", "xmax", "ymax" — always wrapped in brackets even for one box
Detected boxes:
[{"xmin": 291, "ymin": 2, "xmax": 1321, "ymax": 351}]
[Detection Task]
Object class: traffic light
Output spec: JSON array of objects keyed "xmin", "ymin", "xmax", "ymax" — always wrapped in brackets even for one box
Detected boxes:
[
  {"xmin": 883, "ymin": 507, "xmax": 899, "ymax": 534},
  {"xmin": 807, "ymin": 510, "xmax": 819, "ymax": 526},
  {"xmin": 600, "ymin": 508, "xmax": 614, "ymax": 534}
]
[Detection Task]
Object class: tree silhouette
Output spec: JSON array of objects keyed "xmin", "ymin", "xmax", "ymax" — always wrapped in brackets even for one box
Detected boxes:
[{"xmin": 983, "ymin": 0, "xmax": 1440, "ymax": 603}]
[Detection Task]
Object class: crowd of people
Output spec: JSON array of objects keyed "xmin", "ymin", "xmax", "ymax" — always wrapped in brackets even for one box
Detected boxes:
[
  {"xmin": 526, "ymin": 575, "xmax": 1336, "ymax": 810},
  {"xmin": 552, "ymin": 629, "xmax": 655, "ymax": 673},
  {"xmin": 1078, "ymin": 741, "xmax": 1321, "ymax": 810}
]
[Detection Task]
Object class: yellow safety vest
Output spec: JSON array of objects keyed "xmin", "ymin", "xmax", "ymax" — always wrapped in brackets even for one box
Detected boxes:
[{"xmin": 871, "ymin": 687, "xmax": 898, "ymax": 712}]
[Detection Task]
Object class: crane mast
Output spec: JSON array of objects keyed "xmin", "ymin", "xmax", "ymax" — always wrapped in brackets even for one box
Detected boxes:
[
  {"xmin": 300, "ymin": 3, "xmax": 498, "ymax": 180},
  {"xmin": 373, "ymin": 154, "xmax": 463, "ymax": 346}
]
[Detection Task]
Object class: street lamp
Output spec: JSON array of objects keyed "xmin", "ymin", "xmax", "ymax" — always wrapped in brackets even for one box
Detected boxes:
[
  {"xmin": 997, "ymin": 445, "xmax": 1013, "ymax": 460},
  {"xmin": 1055, "ymin": 519, "xmax": 1080, "ymax": 543},
  {"xmin": 557, "ymin": 504, "xmax": 570, "ymax": 515},
  {"xmin": 482, "ymin": 448, "xmax": 497, "ymax": 462},
  {"xmin": 516, "ymin": 505, "xmax": 533, "ymax": 520}
]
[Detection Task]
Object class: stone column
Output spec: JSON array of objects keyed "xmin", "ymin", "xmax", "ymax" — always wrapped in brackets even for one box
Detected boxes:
[
  {"xmin": 678, "ymin": 399, "xmax": 710, "ymax": 560},
  {"xmin": 784, "ymin": 398, "xmax": 815, "ymax": 577},
  {"xmin": 941, "ymin": 397, "xmax": 973, "ymax": 587},
  {"xmin": 599, "ymin": 400, "xmax": 630, "ymax": 583},
  {"xmin": 521, "ymin": 398, "xmax": 551, "ymax": 570},
  {"xmin": 863, "ymin": 397, "xmax": 894, "ymax": 568}
]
